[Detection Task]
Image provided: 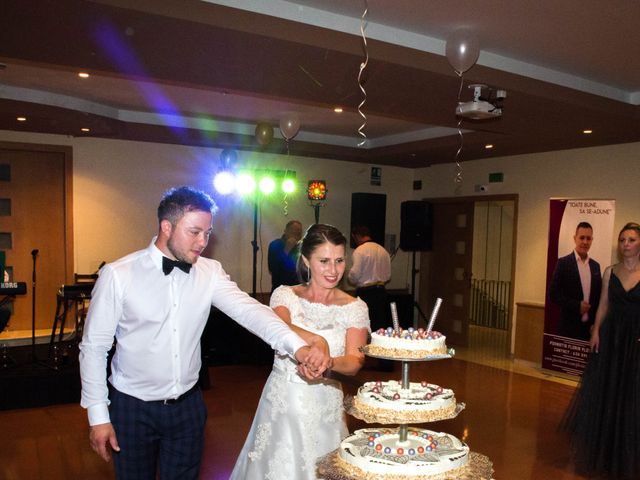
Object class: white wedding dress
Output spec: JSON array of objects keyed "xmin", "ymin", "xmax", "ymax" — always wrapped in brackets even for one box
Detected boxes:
[{"xmin": 230, "ymin": 285, "xmax": 370, "ymax": 480}]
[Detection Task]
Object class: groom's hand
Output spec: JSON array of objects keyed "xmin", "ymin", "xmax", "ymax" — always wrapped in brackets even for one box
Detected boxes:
[{"xmin": 295, "ymin": 336, "xmax": 331, "ymax": 379}]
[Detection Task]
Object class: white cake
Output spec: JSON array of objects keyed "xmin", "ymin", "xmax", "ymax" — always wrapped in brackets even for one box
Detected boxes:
[
  {"xmin": 367, "ymin": 327, "xmax": 447, "ymax": 358},
  {"xmin": 351, "ymin": 380, "xmax": 458, "ymax": 423},
  {"xmin": 337, "ymin": 427, "xmax": 470, "ymax": 479}
]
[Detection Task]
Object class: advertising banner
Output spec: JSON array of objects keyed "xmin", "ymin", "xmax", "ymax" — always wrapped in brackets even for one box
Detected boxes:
[{"xmin": 542, "ymin": 199, "xmax": 615, "ymax": 375}]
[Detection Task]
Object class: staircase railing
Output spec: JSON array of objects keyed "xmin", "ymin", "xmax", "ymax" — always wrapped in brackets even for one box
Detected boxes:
[{"xmin": 470, "ymin": 279, "xmax": 510, "ymax": 330}]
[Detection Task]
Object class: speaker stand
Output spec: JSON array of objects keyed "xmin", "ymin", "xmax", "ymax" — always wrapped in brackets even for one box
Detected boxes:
[
  {"xmin": 250, "ymin": 196, "xmax": 259, "ymax": 298},
  {"xmin": 410, "ymin": 250, "xmax": 428, "ymax": 327}
]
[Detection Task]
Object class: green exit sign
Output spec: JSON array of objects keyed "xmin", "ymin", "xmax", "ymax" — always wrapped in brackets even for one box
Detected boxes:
[{"xmin": 488, "ymin": 172, "xmax": 504, "ymax": 183}]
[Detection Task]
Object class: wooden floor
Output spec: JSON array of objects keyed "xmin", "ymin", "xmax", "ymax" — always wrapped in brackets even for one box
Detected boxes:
[{"xmin": 0, "ymin": 344, "xmax": 588, "ymax": 480}]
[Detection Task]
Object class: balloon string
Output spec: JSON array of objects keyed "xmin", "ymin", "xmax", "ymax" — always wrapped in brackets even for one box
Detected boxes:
[
  {"xmin": 454, "ymin": 72, "xmax": 464, "ymax": 186},
  {"xmin": 357, "ymin": 0, "xmax": 369, "ymax": 148}
]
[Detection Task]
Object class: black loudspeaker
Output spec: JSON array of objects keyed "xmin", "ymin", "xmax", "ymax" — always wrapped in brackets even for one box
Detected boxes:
[
  {"xmin": 400, "ymin": 200, "xmax": 432, "ymax": 251},
  {"xmin": 350, "ymin": 193, "xmax": 386, "ymax": 248}
]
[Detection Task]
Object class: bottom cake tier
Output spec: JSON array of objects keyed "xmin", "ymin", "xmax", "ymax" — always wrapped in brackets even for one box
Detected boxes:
[{"xmin": 317, "ymin": 427, "xmax": 494, "ymax": 480}]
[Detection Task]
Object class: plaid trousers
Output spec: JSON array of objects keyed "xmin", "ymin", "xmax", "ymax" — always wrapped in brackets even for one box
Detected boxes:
[{"xmin": 109, "ymin": 385, "xmax": 207, "ymax": 480}]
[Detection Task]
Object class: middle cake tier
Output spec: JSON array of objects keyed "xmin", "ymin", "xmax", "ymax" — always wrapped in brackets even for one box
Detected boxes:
[{"xmin": 346, "ymin": 380, "xmax": 465, "ymax": 424}]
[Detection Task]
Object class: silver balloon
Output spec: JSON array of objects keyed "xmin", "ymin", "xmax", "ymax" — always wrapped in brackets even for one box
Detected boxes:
[
  {"xmin": 220, "ymin": 148, "xmax": 238, "ymax": 168},
  {"xmin": 279, "ymin": 115, "xmax": 301, "ymax": 141},
  {"xmin": 445, "ymin": 30, "xmax": 480, "ymax": 75}
]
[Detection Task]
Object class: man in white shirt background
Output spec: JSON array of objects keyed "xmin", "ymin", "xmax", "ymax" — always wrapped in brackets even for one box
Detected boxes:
[
  {"xmin": 348, "ymin": 224, "xmax": 392, "ymax": 332},
  {"xmin": 80, "ymin": 186, "xmax": 330, "ymax": 479}
]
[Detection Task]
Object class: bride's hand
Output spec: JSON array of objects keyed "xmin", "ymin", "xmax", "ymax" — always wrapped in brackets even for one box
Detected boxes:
[{"xmin": 297, "ymin": 360, "xmax": 329, "ymax": 380}]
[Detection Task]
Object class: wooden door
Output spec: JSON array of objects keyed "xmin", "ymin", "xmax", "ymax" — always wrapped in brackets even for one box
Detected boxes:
[
  {"xmin": 0, "ymin": 143, "xmax": 73, "ymax": 331},
  {"xmin": 419, "ymin": 201, "xmax": 474, "ymax": 346}
]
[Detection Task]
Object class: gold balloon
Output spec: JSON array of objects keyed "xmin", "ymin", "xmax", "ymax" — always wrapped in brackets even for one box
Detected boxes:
[{"xmin": 255, "ymin": 122, "xmax": 274, "ymax": 146}]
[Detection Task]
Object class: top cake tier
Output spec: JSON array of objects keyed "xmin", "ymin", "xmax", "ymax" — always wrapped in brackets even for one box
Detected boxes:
[{"xmin": 366, "ymin": 327, "xmax": 448, "ymax": 359}]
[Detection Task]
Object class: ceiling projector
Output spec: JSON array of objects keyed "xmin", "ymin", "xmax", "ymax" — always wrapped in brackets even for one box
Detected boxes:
[{"xmin": 456, "ymin": 84, "xmax": 505, "ymax": 120}]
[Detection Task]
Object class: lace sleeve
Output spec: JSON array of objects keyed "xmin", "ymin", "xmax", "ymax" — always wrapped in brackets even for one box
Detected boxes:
[
  {"xmin": 269, "ymin": 285, "xmax": 295, "ymax": 310},
  {"xmin": 343, "ymin": 298, "xmax": 371, "ymax": 331}
]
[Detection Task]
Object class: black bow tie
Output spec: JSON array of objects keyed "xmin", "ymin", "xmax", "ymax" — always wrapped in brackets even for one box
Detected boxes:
[{"xmin": 162, "ymin": 256, "xmax": 192, "ymax": 275}]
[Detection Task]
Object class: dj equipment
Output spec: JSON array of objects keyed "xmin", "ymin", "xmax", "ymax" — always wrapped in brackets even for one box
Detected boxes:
[
  {"xmin": 59, "ymin": 283, "xmax": 94, "ymax": 299},
  {"xmin": 0, "ymin": 282, "xmax": 26, "ymax": 332},
  {"xmin": 48, "ymin": 282, "xmax": 95, "ymax": 355},
  {"xmin": 0, "ymin": 282, "xmax": 27, "ymax": 296}
]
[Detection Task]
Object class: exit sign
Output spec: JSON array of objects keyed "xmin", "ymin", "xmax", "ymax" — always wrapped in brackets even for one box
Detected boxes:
[{"xmin": 488, "ymin": 172, "xmax": 504, "ymax": 183}]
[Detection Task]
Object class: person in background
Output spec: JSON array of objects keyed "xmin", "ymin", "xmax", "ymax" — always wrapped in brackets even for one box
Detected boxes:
[
  {"xmin": 79, "ymin": 186, "xmax": 330, "ymax": 479},
  {"xmin": 562, "ymin": 222, "xmax": 640, "ymax": 478},
  {"xmin": 549, "ymin": 222, "xmax": 601, "ymax": 340},
  {"xmin": 268, "ymin": 219, "xmax": 303, "ymax": 292},
  {"xmin": 231, "ymin": 223, "xmax": 369, "ymax": 480},
  {"xmin": 348, "ymin": 225, "xmax": 392, "ymax": 332}
]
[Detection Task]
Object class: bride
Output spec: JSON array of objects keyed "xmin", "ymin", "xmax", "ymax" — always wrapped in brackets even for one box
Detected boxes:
[{"xmin": 230, "ymin": 223, "xmax": 370, "ymax": 479}]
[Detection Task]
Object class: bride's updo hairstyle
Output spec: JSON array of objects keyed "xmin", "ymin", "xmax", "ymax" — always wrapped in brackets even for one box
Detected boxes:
[{"xmin": 297, "ymin": 223, "xmax": 347, "ymax": 284}]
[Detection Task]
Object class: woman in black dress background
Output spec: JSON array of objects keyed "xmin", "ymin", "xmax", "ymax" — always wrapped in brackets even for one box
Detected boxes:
[{"xmin": 562, "ymin": 222, "xmax": 640, "ymax": 478}]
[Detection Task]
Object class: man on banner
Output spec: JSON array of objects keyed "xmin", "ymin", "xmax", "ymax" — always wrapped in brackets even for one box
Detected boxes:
[{"xmin": 549, "ymin": 222, "xmax": 602, "ymax": 341}]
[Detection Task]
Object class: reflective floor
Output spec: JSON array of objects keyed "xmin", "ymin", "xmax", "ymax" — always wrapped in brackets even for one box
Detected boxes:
[{"xmin": 0, "ymin": 326, "xmax": 588, "ymax": 479}]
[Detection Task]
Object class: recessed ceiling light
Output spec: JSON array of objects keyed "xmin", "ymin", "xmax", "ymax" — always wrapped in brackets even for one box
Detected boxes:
[
  {"xmin": 333, "ymin": 107, "xmax": 343, "ymax": 113},
  {"xmin": 485, "ymin": 144, "xmax": 494, "ymax": 149},
  {"xmin": 583, "ymin": 129, "xmax": 593, "ymax": 134},
  {"xmin": 81, "ymin": 128, "xmax": 90, "ymax": 132},
  {"xmin": 16, "ymin": 116, "xmax": 26, "ymax": 122},
  {"xmin": 78, "ymin": 72, "xmax": 90, "ymax": 78}
]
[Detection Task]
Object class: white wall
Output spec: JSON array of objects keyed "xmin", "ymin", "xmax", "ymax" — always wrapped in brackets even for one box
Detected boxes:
[
  {"xmin": 0, "ymin": 130, "xmax": 417, "ymax": 293},
  {"xmin": 415, "ymin": 142, "xmax": 640, "ymax": 312},
  {"xmin": 5, "ymin": 128, "xmax": 638, "ymax": 307}
]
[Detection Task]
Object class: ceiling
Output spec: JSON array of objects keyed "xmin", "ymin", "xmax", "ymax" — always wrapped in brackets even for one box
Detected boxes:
[{"xmin": 1, "ymin": 0, "xmax": 639, "ymax": 168}]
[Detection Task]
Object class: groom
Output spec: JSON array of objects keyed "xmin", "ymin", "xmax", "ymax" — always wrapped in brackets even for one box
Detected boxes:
[{"xmin": 79, "ymin": 186, "xmax": 330, "ymax": 479}]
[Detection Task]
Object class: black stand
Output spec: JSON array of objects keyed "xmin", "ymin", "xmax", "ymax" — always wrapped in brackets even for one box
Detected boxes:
[
  {"xmin": 410, "ymin": 250, "xmax": 428, "ymax": 326},
  {"xmin": 0, "ymin": 295, "xmax": 16, "ymax": 368},
  {"xmin": 30, "ymin": 249, "xmax": 38, "ymax": 362},
  {"xmin": 29, "ymin": 249, "xmax": 57, "ymax": 369},
  {"xmin": 250, "ymin": 197, "xmax": 259, "ymax": 298},
  {"xmin": 314, "ymin": 204, "xmax": 320, "ymax": 224}
]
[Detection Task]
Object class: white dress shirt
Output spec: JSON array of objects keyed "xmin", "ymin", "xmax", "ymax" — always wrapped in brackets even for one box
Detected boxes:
[
  {"xmin": 348, "ymin": 241, "xmax": 391, "ymax": 287},
  {"xmin": 80, "ymin": 239, "xmax": 306, "ymax": 426}
]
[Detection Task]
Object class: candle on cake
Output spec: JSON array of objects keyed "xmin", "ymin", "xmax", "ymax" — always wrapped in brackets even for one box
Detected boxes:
[
  {"xmin": 390, "ymin": 302, "xmax": 400, "ymax": 334},
  {"xmin": 426, "ymin": 297, "xmax": 443, "ymax": 334}
]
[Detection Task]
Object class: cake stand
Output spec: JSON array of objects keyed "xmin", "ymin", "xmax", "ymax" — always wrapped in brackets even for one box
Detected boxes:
[{"xmin": 317, "ymin": 346, "xmax": 495, "ymax": 480}]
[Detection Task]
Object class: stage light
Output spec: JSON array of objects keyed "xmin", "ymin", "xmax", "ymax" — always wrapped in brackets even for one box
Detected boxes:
[
  {"xmin": 307, "ymin": 180, "xmax": 327, "ymax": 201},
  {"xmin": 236, "ymin": 172, "xmax": 256, "ymax": 195},
  {"xmin": 282, "ymin": 178, "xmax": 296, "ymax": 194},
  {"xmin": 213, "ymin": 171, "xmax": 235, "ymax": 195},
  {"xmin": 258, "ymin": 176, "xmax": 276, "ymax": 195}
]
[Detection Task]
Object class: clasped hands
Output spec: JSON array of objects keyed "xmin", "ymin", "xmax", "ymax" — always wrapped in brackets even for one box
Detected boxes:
[{"xmin": 295, "ymin": 335, "xmax": 333, "ymax": 380}]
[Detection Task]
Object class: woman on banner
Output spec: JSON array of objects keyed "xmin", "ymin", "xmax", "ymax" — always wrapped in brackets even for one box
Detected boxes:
[{"xmin": 562, "ymin": 222, "xmax": 640, "ymax": 478}]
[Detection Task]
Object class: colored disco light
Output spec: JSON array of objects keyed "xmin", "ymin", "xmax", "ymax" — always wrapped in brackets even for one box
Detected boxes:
[
  {"xmin": 307, "ymin": 180, "xmax": 327, "ymax": 201},
  {"xmin": 213, "ymin": 171, "xmax": 236, "ymax": 195},
  {"xmin": 258, "ymin": 176, "xmax": 276, "ymax": 195},
  {"xmin": 282, "ymin": 178, "xmax": 296, "ymax": 194}
]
